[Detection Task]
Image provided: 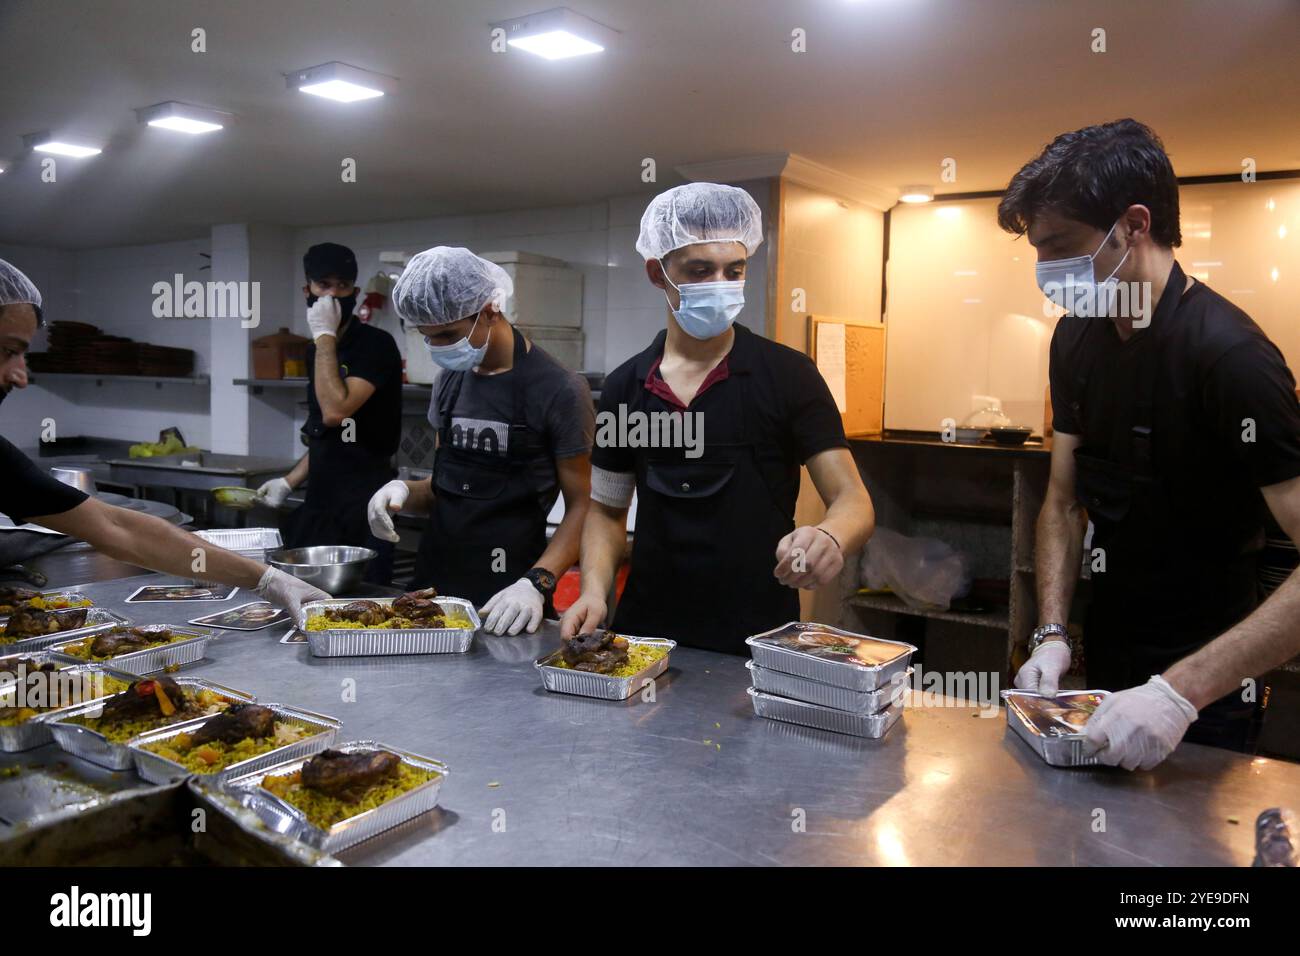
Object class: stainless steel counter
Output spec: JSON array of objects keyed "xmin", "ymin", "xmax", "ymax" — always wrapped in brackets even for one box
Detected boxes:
[{"xmin": 13, "ymin": 556, "xmax": 1300, "ymax": 866}]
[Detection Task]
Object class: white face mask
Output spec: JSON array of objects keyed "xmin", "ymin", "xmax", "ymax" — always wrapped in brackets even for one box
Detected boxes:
[
  {"xmin": 660, "ymin": 265, "xmax": 745, "ymax": 340},
  {"xmin": 1035, "ymin": 219, "xmax": 1130, "ymax": 316},
  {"xmin": 424, "ymin": 315, "xmax": 488, "ymax": 371}
]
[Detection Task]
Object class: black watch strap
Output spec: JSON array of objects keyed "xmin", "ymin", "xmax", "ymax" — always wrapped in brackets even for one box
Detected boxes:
[{"xmin": 525, "ymin": 567, "xmax": 557, "ymax": 597}]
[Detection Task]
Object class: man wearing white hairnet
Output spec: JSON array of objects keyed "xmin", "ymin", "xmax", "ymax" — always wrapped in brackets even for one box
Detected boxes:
[
  {"xmin": 0, "ymin": 257, "xmax": 328, "ymax": 618},
  {"xmin": 561, "ymin": 183, "xmax": 876, "ymax": 652},
  {"xmin": 369, "ymin": 247, "xmax": 594, "ymax": 635}
]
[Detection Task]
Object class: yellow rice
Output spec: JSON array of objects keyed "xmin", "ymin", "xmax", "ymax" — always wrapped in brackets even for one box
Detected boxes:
[
  {"xmin": 261, "ymin": 761, "xmax": 439, "ymax": 830},
  {"xmin": 304, "ymin": 610, "xmax": 473, "ymax": 631},
  {"xmin": 60, "ymin": 630, "xmax": 190, "ymax": 662},
  {"xmin": 68, "ymin": 688, "xmax": 231, "ymax": 742},
  {"xmin": 549, "ymin": 642, "xmax": 668, "ymax": 678},
  {"xmin": 0, "ymin": 674, "xmax": 129, "ymax": 725},
  {"xmin": 142, "ymin": 721, "xmax": 307, "ymax": 773}
]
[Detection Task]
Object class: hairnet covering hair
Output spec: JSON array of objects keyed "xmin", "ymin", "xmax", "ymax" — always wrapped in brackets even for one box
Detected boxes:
[
  {"xmin": 303, "ymin": 242, "xmax": 358, "ymax": 283},
  {"xmin": 392, "ymin": 247, "xmax": 514, "ymax": 328},
  {"xmin": 0, "ymin": 258, "xmax": 42, "ymax": 315},
  {"xmin": 635, "ymin": 183, "xmax": 764, "ymax": 262}
]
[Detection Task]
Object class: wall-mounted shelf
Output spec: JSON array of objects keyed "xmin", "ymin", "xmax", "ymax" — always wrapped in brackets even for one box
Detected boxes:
[
  {"xmin": 234, "ymin": 377, "xmax": 433, "ymax": 396},
  {"xmin": 31, "ymin": 373, "xmax": 209, "ymax": 388}
]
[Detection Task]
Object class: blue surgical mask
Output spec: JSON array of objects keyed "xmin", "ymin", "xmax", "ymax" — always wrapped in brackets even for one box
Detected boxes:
[
  {"xmin": 424, "ymin": 315, "xmax": 488, "ymax": 371},
  {"xmin": 661, "ymin": 267, "xmax": 745, "ymax": 340},
  {"xmin": 1035, "ymin": 219, "xmax": 1130, "ymax": 316}
]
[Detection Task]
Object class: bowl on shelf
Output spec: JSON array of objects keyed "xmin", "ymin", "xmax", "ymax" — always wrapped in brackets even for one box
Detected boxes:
[
  {"xmin": 989, "ymin": 426, "xmax": 1034, "ymax": 446},
  {"xmin": 955, "ymin": 427, "xmax": 987, "ymax": 444},
  {"xmin": 266, "ymin": 546, "xmax": 376, "ymax": 595}
]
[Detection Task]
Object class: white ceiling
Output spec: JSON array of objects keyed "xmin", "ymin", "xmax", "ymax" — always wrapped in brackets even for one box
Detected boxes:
[{"xmin": 1, "ymin": 0, "xmax": 1297, "ymax": 249}]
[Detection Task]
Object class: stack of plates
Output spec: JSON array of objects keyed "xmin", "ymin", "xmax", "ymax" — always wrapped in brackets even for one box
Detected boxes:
[
  {"xmin": 744, "ymin": 622, "xmax": 915, "ymax": 738},
  {"xmin": 1260, "ymin": 533, "xmax": 1298, "ymax": 596},
  {"xmin": 25, "ymin": 321, "xmax": 195, "ymax": 377}
]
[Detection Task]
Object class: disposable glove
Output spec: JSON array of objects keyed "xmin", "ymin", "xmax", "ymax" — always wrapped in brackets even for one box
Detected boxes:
[
  {"xmin": 256, "ymin": 477, "xmax": 292, "ymax": 508},
  {"xmin": 480, "ymin": 577, "xmax": 545, "ymax": 636},
  {"xmin": 366, "ymin": 480, "xmax": 409, "ymax": 542},
  {"xmin": 1084, "ymin": 675, "xmax": 1198, "ymax": 771},
  {"xmin": 307, "ymin": 295, "xmax": 342, "ymax": 340},
  {"xmin": 253, "ymin": 567, "xmax": 329, "ymax": 620},
  {"xmin": 1013, "ymin": 640, "xmax": 1072, "ymax": 697}
]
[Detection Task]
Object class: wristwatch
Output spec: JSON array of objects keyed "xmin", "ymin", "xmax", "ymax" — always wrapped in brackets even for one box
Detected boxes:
[
  {"xmin": 1029, "ymin": 623, "xmax": 1072, "ymax": 655},
  {"xmin": 524, "ymin": 567, "xmax": 557, "ymax": 599}
]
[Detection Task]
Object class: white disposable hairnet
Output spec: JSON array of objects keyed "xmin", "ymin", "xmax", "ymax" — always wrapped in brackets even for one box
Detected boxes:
[
  {"xmin": 392, "ymin": 247, "xmax": 513, "ymax": 328},
  {"xmin": 0, "ymin": 258, "xmax": 42, "ymax": 313},
  {"xmin": 635, "ymin": 183, "xmax": 763, "ymax": 262}
]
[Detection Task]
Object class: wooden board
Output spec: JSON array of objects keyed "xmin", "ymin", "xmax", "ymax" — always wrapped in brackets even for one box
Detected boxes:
[{"xmin": 807, "ymin": 315, "xmax": 886, "ymax": 437}]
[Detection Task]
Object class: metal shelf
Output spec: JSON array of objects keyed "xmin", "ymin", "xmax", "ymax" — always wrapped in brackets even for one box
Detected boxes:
[
  {"xmin": 848, "ymin": 592, "xmax": 1009, "ymax": 630},
  {"xmin": 31, "ymin": 372, "xmax": 209, "ymax": 387}
]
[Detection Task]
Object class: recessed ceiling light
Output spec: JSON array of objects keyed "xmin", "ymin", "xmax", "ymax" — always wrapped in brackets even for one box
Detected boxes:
[
  {"xmin": 899, "ymin": 185, "xmax": 934, "ymax": 204},
  {"xmin": 495, "ymin": 7, "xmax": 618, "ymax": 60},
  {"xmin": 136, "ymin": 101, "xmax": 232, "ymax": 134},
  {"xmin": 287, "ymin": 62, "xmax": 389, "ymax": 102},
  {"xmin": 22, "ymin": 132, "xmax": 101, "ymax": 157}
]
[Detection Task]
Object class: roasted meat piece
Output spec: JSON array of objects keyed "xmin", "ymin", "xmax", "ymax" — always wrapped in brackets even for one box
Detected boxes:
[
  {"xmin": 300, "ymin": 748, "xmax": 401, "ymax": 800},
  {"xmin": 0, "ymin": 657, "xmax": 58, "ymax": 682},
  {"xmin": 3, "ymin": 606, "xmax": 88, "ymax": 639},
  {"xmin": 90, "ymin": 626, "xmax": 170, "ymax": 658},
  {"xmin": 0, "ymin": 585, "xmax": 40, "ymax": 614},
  {"xmin": 391, "ymin": 588, "xmax": 445, "ymax": 625},
  {"xmin": 322, "ymin": 600, "xmax": 389, "ymax": 626},
  {"xmin": 99, "ymin": 677, "xmax": 189, "ymax": 722},
  {"xmin": 560, "ymin": 631, "xmax": 630, "ymax": 674},
  {"xmin": 187, "ymin": 703, "xmax": 276, "ymax": 746}
]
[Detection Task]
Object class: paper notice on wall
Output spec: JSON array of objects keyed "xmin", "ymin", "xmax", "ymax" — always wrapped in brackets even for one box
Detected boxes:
[{"xmin": 816, "ymin": 323, "xmax": 847, "ymax": 413}]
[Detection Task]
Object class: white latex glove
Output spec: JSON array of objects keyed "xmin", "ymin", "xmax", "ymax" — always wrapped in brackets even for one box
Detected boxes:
[
  {"xmin": 256, "ymin": 477, "xmax": 292, "ymax": 508},
  {"xmin": 306, "ymin": 295, "xmax": 342, "ymax": 340},
  {"xmin": 253, "ymin": 567, "xmax": 329, "ymax": 621},
  {"xmin": 480, "ymin": 577, "xmax": 544, "ymax": 636},
  {"xmin": 1013, "ymin": 640, "xmax": 1072, "ymax": 697},
  {"xmin": 1084, "ymin": 675, "xmax": 1198, "ymax": 771},
  {"xmin": 367, "ymin": 480, "xmax": 409, "ymax": 542}
]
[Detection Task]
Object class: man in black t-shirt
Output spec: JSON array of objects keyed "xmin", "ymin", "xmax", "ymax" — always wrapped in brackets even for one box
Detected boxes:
[
  {"xmin": 257, "ymin": 243, "xmax": 401, "ymax": 584},
  {"xmin": 1001, "ymin": 120, "xmax": 1300, "ymax": 768},
  {"xmin": 559, "ymin": 183, "xmax": 876, "ymax": 653},
  {"xmin": 0, "ymin": 258, "xmax": 327, "ymax": 616}
]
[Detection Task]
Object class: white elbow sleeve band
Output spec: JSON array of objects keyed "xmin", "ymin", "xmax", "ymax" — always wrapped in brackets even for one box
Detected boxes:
[{"xmin": 591, "ymin": 466, "xmax": 635, "ymax": 508}]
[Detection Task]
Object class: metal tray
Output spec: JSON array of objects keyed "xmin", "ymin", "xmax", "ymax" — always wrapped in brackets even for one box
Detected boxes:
[
  {"xmin": 0, "ymin": 648, "xmax": 78, "ymax": 682},
  {"xmin": 193, "ymin": 527, "xmax": 283, "ymax": 559},
  {"xmin": 41, "ymin": 677, "xmax": 257, "ymax": 771},
  {"xmin": 223, "ymin": 740, "xmax": 449, "ymax": 853},
  {"xmin": 747, "ymin": 686, "xmax": 904, "ymax": 738},
  {"xmin": 0, "ymin": 607, "xmax": 130, "ymax": 652},
  {"xmin": 1001, "ymin": 689, "xmax": 1110, "ymax": 768},
  {"xmin": 128, "ymin": 702, "xmax": 340, "ymax": 784},
  {"xmin": 0, "ymin": 663, "xmax": 135, "ymax": 752},
  {"xmin": 47, "ymin": 625, "xmax": 211, "ymax": 676},
  {"xmin": 745, "ymin": 622, "xmax": 916, "ymax": 692},
  {"xmin": 298, "ymin": 597, "xmax": 480, "ymax": 657},
  {"xmin": 535, "ymin": 635, "xmax": 676, "ymax": 701},
  {"xmin": 0, "ymin": 588, "xmax": 94, "ymax": 626},
  {"xmin": 746, "ymin": 660, "xmax": 911, "ymax": 714}
]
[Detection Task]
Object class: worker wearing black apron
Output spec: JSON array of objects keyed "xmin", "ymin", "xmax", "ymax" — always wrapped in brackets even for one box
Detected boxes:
[
  {"xmin": 561, "ymin": 183, "xmax": 876, "ymax": 653},
  {"xmin": 368, "ymin": 246, "xmax": 595, "ymax": 635}
]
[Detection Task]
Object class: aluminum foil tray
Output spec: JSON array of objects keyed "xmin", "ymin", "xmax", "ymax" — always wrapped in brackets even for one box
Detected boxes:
[
  {"xmin": 0, "ymin": 608, "xmax": 130, "ymax": 652},
  {"xmin": 193, "ymin": 527, "xmax": 283, "ymax": 559},
  {"xmin": 748, "ymin": 686, "xmax": 904, "ymax": 738},
  {"xmin": 1002, "ymin": 689, "xmax": 1110, "ymax": 768},
  {"xmin": 128, "ymin": 702, "xmax": 340, "ymax": 784},
  {"xmin": 0, "ymin": 588, "xmax": 94, "ymax": 626},
  {"xmin": 0, "ymin": 663, "xmax": 134, "ymax": 752},
  {"xmin": 746, "ymin": 660, "xmax": 911, "ymax": 714},
  {"xmin": 47, "ymin": 625, "xmax": 210, "ymax": 676},
  {"xmin": 223, "ymin": 740, "xmax": 449, "ymax": 854},
  {"xmin": 745, "ymin": 622, "xmax": 915, "ymax": 692},
  {"xmin": 41, "ymin": 677, "xmax": 257, "ymax": 771},
  {"xmin": 298, "ymin": 598, "xmax": 480, "ymax": 657},
  {"xmin": 535, "ymin": 635, "xmax": 675, "ymax": 701}
]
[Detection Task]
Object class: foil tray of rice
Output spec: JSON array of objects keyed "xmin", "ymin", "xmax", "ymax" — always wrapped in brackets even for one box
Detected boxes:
[
  {"xmin": 535, "ymin": 632, "xmax": 675, "ymax": 701},
  {"xmin": 48, "ymin": 624, "xmax": 210, "ymax": 675},
  {"xmin": 42, "ymin": 676, "xmax": 257, "ymax": 771},
  {"xmin": 0, "ymin": 607, "xmax": 130, "ymax": 651},
  {"xmin": 745, "ymin": 622, "xmax": 916, "ymax": 693},
  {"xmin": 0, "ymin": 663, "xmax": 133, "ymax": 752},
  {"xmin": 0, "ymin": 588, "xmax": 94, "ymax": 624},
  {"xmin": 222, "ymin": 740, "xmax": 449, "ymax": 853},
  {"xmin": 298, "ymin": 593, "xmax": 480, "ymax": 657},
  {"xmin": 1001, "ymin": 689, "xmax": 1111, "ymax": 768},
  {"xmin": 129, "ymin": 702, "xmax": 340, "ymax": 784}
]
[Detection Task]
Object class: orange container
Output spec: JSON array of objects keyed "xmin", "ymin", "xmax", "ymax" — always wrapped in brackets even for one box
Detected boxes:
[{"xmin": 251, "ymin": 327, "xmax": 310, "ymax": 380}]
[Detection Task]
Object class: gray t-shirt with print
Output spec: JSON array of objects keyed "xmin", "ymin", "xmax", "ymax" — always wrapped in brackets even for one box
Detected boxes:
[{"xmin": 429, "ymin": 341, "xmax": 594, "ymax": 513}]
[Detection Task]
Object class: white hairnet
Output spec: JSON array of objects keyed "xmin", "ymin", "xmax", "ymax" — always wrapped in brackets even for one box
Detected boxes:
[
  {"xmin": 392, "ymin": 247, "xmax": 513, "ymax": 328},
  {"xmin": 0, "ymin": 258, "xmax": 42, "ymax": 314},
  {"xmin": 635, "ymin": 183, "xmax": 763, "ymax": 262}
]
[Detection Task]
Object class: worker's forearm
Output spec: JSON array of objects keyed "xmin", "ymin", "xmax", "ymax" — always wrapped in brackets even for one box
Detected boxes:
[
  {"xmin": 534, "ymin": 497, "xmax": 588, "ymax": 578},
  {"xmin": 98, "ymin": 509, "xmax": 266, "ymax": 588},
  {"xmin": 1035, "ymin": 496, "xmax": 1084, "ymax": 625},
  {"xmin": 578, "ymin": 504, "xmax": 626, "ymax": 599},
  {"xmin": 312, "ymin": 336, "xmax": 349, "ymax": 416},
  {"xmin": 1165, "ymin": 571, "xmax": 1300, "ymax": 709},
  {"xmin": 402, "ymin": 479, "xmax": 435, "ymax": 516},
  {"xmin": 285, "ymin": 453, "xmax": 309, "ymax": 489},
  {"xmin": 818, "ymin": 488, "xmax": 875, "ymax": 555}
]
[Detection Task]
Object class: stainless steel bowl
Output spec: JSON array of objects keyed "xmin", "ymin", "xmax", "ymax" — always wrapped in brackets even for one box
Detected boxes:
[
  {"xmin": 266, "ymin": 546, "xmax": 376, "ymax": 595},
  {"xmin": 49, "ymin": 466, "xmax": 96, "ymax": 494}
]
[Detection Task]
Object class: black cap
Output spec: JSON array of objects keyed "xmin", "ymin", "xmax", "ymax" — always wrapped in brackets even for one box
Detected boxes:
[{"xmin": 303, "ymin": 242, "xmax": 358, "ymax": 283}]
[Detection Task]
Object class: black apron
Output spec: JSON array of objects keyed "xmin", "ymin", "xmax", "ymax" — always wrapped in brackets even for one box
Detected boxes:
[
  {"xmin": 1073, "ymin": 267, "xmax": 1260, "ymax": 746},
  {"xmin": 412, "ymin": 327, "xmax": 550, "ymax": 608},
  {"xmin": 613, "ymin": 364, "xmax": 799, "ymax": 654}
]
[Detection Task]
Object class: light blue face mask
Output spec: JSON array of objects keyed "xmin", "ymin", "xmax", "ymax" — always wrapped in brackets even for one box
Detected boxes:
[
  {"xmin": 424, "ymin": 314, "xmax": 488, "ymax": 371},
  {"xmin": 1035, "ymin": 218, "xmax": 1130, "ymax": 316},
  {"xmin": 661, "ymin": 266, "xmax": 745, "ymax": 340}
]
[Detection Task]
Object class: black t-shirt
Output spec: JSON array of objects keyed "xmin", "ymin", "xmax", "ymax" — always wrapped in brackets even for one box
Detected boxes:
[
  {"xmin": 303, "ymin": 319, "xmax": 402, "ymax": 462},
  {"xmin": 1050, "ymin": 261, "xmax": 1300, "ymax": 612},
  {"xmin": 593, "ymin": 324, "xmax": 849, "ymax": 513},
  {"xmin": 0, "ymin": 435, "xmax": 88, "ymax": 525}
]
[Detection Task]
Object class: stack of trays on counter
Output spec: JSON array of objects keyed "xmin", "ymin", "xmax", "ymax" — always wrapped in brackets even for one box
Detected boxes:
[
  {"xmin": 744, "ymin": 622, "xmax": 916, "ymax": 738},
  {"xmin": 1001, "ymin": 689, "xmax": 1110, "ymax": 767}
]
